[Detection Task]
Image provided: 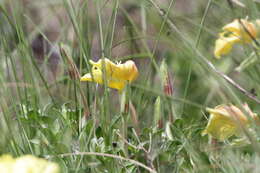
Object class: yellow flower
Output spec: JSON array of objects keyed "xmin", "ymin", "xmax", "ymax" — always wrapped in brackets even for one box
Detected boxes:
[
  {"xmin": 202, "ymin": 103, "xmax": 258, "ymax": 141},
  {"xmin": 214, "ymin": 35, "xmax": 241, "ymax": 58},
  {"xmin": 80, "ymin": 58, "xmax": 138, "ymax": 91},
  {"xmin": 214, "ymin": 19, "xmax": 258, "ymax": 59},
  {"xmin": 0, "ymin": 155, "xmax": 14, "ymax": 173},
  {"xmin": 0, "ymin": 154, "xmax": 60, "ymax": 173}
]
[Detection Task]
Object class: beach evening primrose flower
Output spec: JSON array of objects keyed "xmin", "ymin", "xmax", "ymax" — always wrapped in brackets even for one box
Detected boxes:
[
  {"xmin": 80, "ymin": 58, "xmax": 138, "ymax": 91},
  {"xmin": 202, "ymin": 103, "xmax": 258, "ymax": 141},
  {"xmin": 0, "ymin": 154, "xmax": 60, "ymax": 173},
  {"xmin": 214, "ymin": 19, "xmax": 259, "ymax": 59}
]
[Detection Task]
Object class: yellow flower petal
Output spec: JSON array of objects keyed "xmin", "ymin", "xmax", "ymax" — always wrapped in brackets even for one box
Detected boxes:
[
  {"xmin": 106, "ymin": 80, "xmax": 127, "ymax": 91},
  {"xmin": 223, "ymin": 19, "xmax": 241, "ymax": 35},
  {"xmin": 214, "ymin": 36, "xmax": 240, "ymax": 59},
  {"xmin": 80, "ymin": 73, "xmax": 92, "ymax": 81},
  {"xmin": 0, "ymin": 155, "xmax": 60, "ymax": 173},
  {"xmin": 223, "ymin": 19, "xmax": 257, "ymax": 42},
  {"xmin": 80, "ymin": 58, "xmax": 138, "ymax": 91},
  {"xmin": 0, "ymin": 155, "xmax": 14, "ymax": 173},
  {"xmin": 202, "ymin": 104, "xmax": 258, "ymax": 141},
  {"xmin": 13, "ymin": 155, "xmax": 59, "ymax": 173},
  {"xmin": 114, "ymin": 60, "xmax": 139, "ymax": 82},
  {"xmin": 214, "ymin": 19, "xmax": 258, "ymax": 58}
]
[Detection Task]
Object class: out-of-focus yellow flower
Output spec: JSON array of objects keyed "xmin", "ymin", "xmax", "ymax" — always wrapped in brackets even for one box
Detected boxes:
[
  {"xmin": 0, "ymin": 155, "xmax": 14, "ymax": 173},
  {"xmin": 214, "ymin": 35, "xmax": 241, "ymax": 58},
  {"xmin": 202, "ymin": 104, "xmax": 258, "ymax": 141},
  {"xmin": 80, "ymin": 58, "xmax": 138, "ymax": 91},
  {"xmin": 214, "ymin": 19, "xmax": 258, "ymax": 59},
  {"xmin": 0, "ymin": 154, "xmax": 60, "ymax": 173}
]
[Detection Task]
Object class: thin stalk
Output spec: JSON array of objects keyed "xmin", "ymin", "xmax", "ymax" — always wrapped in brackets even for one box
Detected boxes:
[
  {"xmin": 53, "ymin": 152, "xmax": 157, "ymax": 173},
  {"xmin": 182, "ymin": 0, "xmax": 212, "ymax": 114}
]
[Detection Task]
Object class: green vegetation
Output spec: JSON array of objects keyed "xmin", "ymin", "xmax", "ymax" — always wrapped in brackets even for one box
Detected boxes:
[{"xmin": 1, "ymin": 0, "xmax": 260, "ymax": 172}]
